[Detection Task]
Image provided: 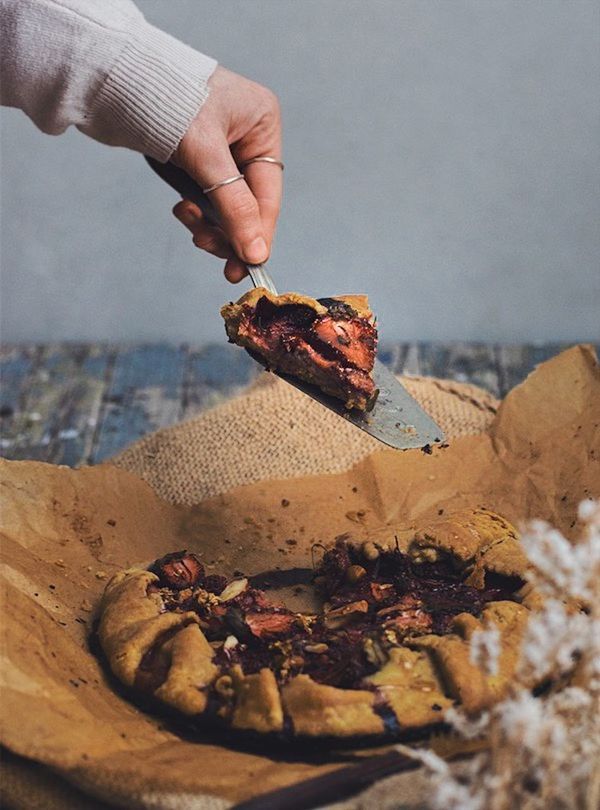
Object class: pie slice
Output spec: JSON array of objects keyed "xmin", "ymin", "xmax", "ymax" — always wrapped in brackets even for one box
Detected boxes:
[
  {"xmin": 221, "ymin": 288, "xmax": 378, "ymax": 410},
  {"xmin": 96, "ymin": 508, "xmax": 540, "ymax": 741}
]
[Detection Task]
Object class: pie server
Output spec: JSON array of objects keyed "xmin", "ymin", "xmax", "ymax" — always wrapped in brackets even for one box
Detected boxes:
[{"xmin": 145, "ymin": 156, "xmax": 445, "ymax": 450}]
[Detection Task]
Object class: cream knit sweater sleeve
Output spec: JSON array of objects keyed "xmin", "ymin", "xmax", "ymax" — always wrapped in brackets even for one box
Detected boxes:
[{"xmin": 0, "ymin": 0, "xmax": 217, "ymax": 160}]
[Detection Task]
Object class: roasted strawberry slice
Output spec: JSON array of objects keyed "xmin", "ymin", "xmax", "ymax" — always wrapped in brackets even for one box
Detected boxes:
[{"xmin": 221, "ymin": 289, "xmax": 378, "ymax": 410}]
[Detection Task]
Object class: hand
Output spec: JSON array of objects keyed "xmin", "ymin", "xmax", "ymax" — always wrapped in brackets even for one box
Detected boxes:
[{"xmin": 172, "ymin": 66, "xmax": 282, "ymax": 282}]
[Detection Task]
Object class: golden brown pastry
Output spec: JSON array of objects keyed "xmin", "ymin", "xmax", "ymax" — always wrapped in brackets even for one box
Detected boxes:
[
  {"xmin": 97, "ymin": 509, "xmax": 536, "ymax": 740},
  {"xmin": 221, "ymin": 288, "xmax": 378, "ymax": 410}
]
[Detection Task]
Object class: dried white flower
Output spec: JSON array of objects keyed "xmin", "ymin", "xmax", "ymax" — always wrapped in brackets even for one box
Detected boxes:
[
  {"xmin": 395, "ymin": 743, "xmax": 450, "ymax": 776},
  {"xmin": 518, "ymin": 598, "xmax": 589, "ymax": 682},
  {"xmin": 431, "ymin": 777, "xmax": 484, "ymax": 810},
  {"xmin": 578, "ymin": 499, "xmax": 600, "ymax": 522},
  {"xmin": 470, "ymin": 624, "xmax": 501, "ymax": 676},
  {"xmin": 407, "ymin": 501, "xmax": 600, "ymax": 810},
  {"xmin": 444, "ymin": 705, "xmax": 490, "ymax": 740}
]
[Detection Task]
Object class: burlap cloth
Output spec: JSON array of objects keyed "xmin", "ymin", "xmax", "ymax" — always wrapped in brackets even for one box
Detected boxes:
[
  {"xmin": 2, "ymin": 371, "xmax": 497, "ymax": 810},
  {"xmin": 111, "ymin": 373, "xmax": 498, "ymax": 504}
]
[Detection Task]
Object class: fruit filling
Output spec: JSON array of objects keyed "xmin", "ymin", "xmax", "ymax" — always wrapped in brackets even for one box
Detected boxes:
[
  {"xmin": 221, "ymin": 292, "xmax": 378, "ymax": 410},
  {"xmin": 142, "ymin": 539, "xmax": 524, "ymax": 694}
]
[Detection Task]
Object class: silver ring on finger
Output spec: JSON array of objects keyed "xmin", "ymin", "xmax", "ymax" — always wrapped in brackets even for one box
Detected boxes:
[
  {"xmin": 202, "ymin": 174, "xmax": 245, "ymax": 194},
  {"xmin": 240, "ymin": 157, "xmax": 284, "ymax": 171}
]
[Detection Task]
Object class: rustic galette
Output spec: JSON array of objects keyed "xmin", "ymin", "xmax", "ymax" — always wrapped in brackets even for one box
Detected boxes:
[
  {"xmin": 221, "ymin": 288, "xmax": 378, "ymax": 410},
  {"xmin": 97, "ymin": 508, "xmax": 537, "ymax": 740}
]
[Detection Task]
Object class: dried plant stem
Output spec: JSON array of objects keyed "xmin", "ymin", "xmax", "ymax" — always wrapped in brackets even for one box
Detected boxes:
[{"xmin": 404, "ymin": 501, "xmax": 600, "ymax": 810}]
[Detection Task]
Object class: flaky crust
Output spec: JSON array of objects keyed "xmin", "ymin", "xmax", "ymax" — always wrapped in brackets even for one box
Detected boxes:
[
  {"xmin": 220, "ymin": 288, "xmax": 374, "ymax": 327},
  {"xmin": 97, "ymin": 509, "xmax": 541, "ymax": 740},
  {"xmin": 98, "ymin": 569, "xmax": 200, "ymax": 686},
  {"xmin": 221, "ymin": 288, "xmax": 378, "ymax": 410}
]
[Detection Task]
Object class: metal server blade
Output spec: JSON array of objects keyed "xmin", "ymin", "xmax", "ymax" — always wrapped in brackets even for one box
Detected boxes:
[
  {"xmin": 144, "ymin": 156, "xmax": 445, "ymax": 450},
  {"xmin": 274, "ymin": 358, "xmax": 444, "ymax": 450}
]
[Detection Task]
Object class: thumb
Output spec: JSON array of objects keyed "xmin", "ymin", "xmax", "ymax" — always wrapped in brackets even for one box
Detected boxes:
[{"xmin": 187, "ymin": 138, "xmax": 269, "ymax": 265}]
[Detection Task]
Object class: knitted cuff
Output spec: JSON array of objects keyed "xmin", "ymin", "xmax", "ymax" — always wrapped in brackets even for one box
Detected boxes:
[{"xmin": 91, "ymin": 21, "xmax": 217, "ymax": 161}]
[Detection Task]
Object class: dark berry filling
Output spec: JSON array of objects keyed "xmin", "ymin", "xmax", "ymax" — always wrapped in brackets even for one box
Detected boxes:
[
  {"xmin": 248, "ymin": 296, "xmax": 376, "ymax": 371},
  {"xmin": 145, "ymin": 540, "xmax": 523, "ymax": 696},
  {"xmin": 230, "ymin": 296, "xmax": 378, "ymax": 408}
]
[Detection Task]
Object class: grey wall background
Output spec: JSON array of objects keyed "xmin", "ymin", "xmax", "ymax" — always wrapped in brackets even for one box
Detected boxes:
[{"xmin": 1, "ymin": 0, "xmax": 599, "ymax": 344}]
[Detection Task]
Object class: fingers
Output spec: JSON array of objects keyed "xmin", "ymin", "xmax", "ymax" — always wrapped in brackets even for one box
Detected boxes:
[
  {"xmin": 223, "ymin": 258, "xmax": 249, "ymax": 283},
  {"xmin": 172, "ymin": 201, "xmax": 247, "ymax": 282},
  {"xmin": 183, "ymin": 134, "xmax": 270, "ymax": 266},
  {"xmin": 172, "ymin": 68, "xmax": 282, "ymax": 283},
  {"xmin": 241, "ymin": 161, "xmax": 283, "ymax": 250},
  {"xmin": 173, "ymin": 201, "xmax": 234, "ymax": 261},
  {"xmin": 208, "ymin": 174, "xmax": 269, "ymax": 265},
  {"xmin": 173, "ymin": 200, "xmax": 202, "ymax": 232}
]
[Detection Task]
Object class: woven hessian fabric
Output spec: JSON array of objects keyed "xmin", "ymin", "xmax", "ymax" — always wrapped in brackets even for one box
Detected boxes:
[
  {"xmin": 6, "ymin": 373, "xmax": 496, "ymax": 810},
  {"xmin": 111, "ymin": 373, "xmax": 498, "ymax": 504}
]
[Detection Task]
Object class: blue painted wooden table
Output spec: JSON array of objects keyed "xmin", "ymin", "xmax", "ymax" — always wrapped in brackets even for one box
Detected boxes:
[{"xmin": 0, "ymin": 342, "xmax": 590, "ymax": 466}]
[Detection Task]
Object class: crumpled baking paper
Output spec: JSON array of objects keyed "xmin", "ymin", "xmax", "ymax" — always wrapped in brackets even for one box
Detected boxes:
[{"xmin": 1, "ymin": 345, "xmax": 598, "ymax": 808}]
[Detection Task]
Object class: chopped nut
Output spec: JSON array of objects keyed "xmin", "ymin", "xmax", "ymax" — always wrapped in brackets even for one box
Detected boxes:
[
  {"xmin": 271, "ymin": 640, "xmax": 293, "ymax": 660},
  {"xmin": 410, "ymin": 545, "xmax": 438, "ymax": 563},
  {"xmin": 295, "ymin": 613, "xmax": 317, "ymax": 632},
  {"xmin": 363, "ymin": 637, "xmax": 388, "ymax": 666},
  {"xmin": 54, "ymin": 559, "xmax": 66, "ymax": 568},
  {"xmin": 346, "ymin": 564, "xmax": 367, "ymax": 584},
  {"xmin": 218, "ymin": 578, "xmax": 248, "ymax": 602},
  {"xmin": 384, "ymin": 629, "xmax": 399, "ymax": 645},
  {"xmin": 361, "ymin": 541, "xmax": 379, "ymax": 560},
  {"xmin": 324, "ymin": 600, "xmax": 369, "ymax": 629},
  {"xmin": 245, "ymin": 611, "xmax": 296, "ymax": 638},
  {"xmin": 215, "ymin": 675, "xmax": 234, "ymax": 698},
  {"xmin": 95, "ymin": 571, "xmax": 107, "ymax": 580},
  {"xmin": 382, "ymin": 610, "xmax": 432, "ymax": 634},
  {"xmin": 223, "ymin": 635, "xmax": 239, "ymax": 651},
  {"xmin": 196, "ymin": 588, "xmax": 220, "ymax": 607},
  {"xmin": 377, "ymin": 596, "xmax": 422, "ymax": 616},
  {"xmin": 305, "ymin": 643, "xmax": 329, "ymax": 654},
  {"xmin": 370, "ymin": 582, "xmax": 393, "ymax": 602}
]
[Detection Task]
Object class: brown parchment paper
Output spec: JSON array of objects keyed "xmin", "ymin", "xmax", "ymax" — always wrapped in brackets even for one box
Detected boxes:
[{"xmin": 1, "ymin": 345, "xmax": 599, "ymax": 809}]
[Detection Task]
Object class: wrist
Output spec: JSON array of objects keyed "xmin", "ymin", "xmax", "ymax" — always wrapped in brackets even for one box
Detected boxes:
[{"xmin": 88, "ymin": 20, "xmax": 217, "ymax": 161}]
